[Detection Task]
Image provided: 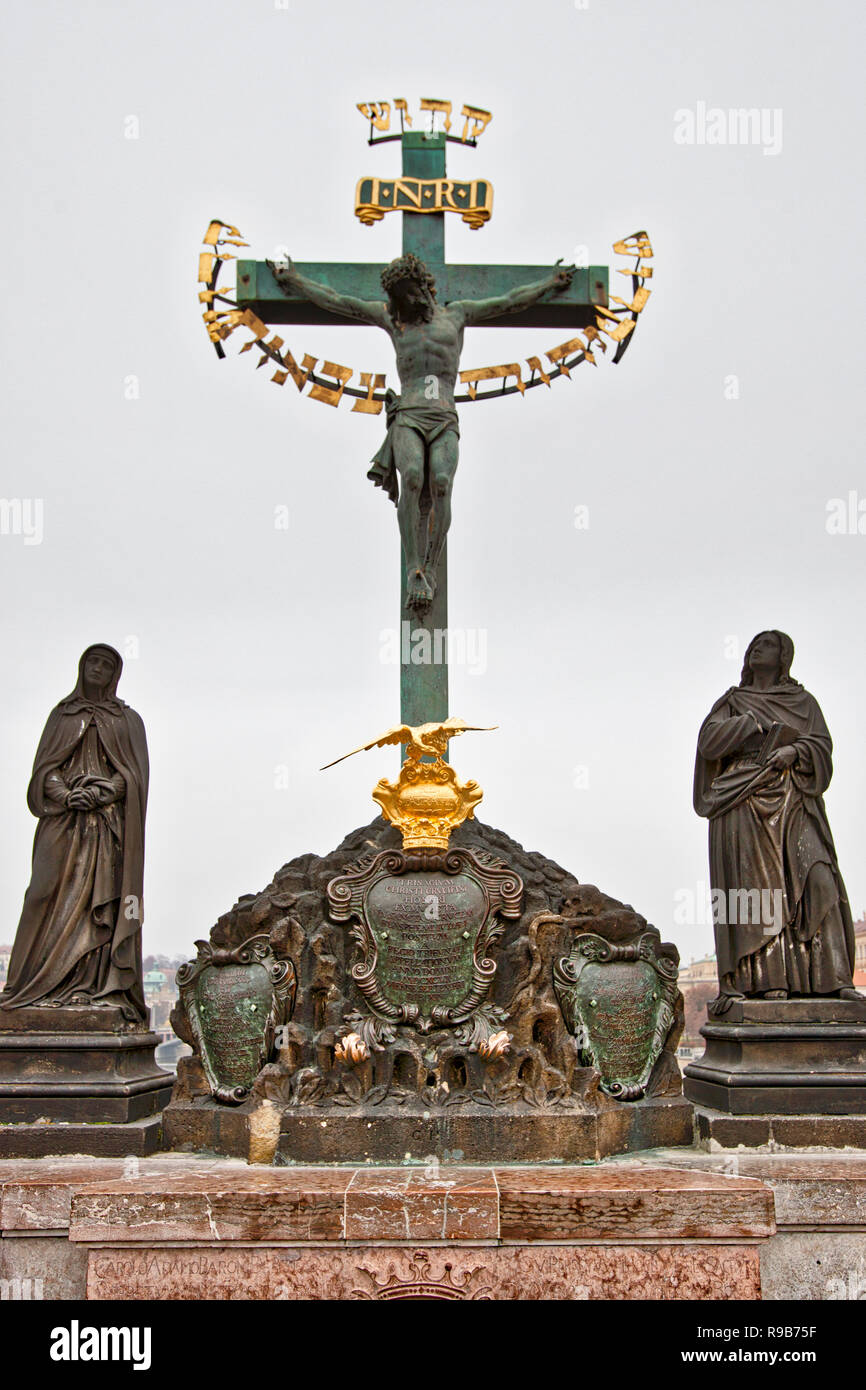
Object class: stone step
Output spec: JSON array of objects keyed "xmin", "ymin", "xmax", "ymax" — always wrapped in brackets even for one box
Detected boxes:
[
  {"xmin": 622, "ymin": 1146, "xmax": 866, "ymax": 1228},
  {"xmin": 67, "ymin": 1162, "xmax": 774, "ymax": 1245},
  {"xmin": 0, "ymin": 1114, "xmax": 166, "ymax": 1159},
  {"xmin": 694, "ymin": 1107, "xmax": 866, "ymax": 1148},
  {"xmin": 0, "ymin": 1155, "xmax": 242, "ymax": 1231}
]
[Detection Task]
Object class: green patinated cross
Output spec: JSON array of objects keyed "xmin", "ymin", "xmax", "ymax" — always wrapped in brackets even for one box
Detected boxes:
[{"xmin": 235, "ymin": 131, "xmax": 609, "ymax": 727}]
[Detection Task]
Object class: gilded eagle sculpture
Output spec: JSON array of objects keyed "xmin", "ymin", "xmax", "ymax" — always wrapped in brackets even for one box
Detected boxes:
[
  {"xmin": 321, "ymin": 716, "xmax": 495, "ymax": 769},
  {"xmin": 322, "ymin": 717, "xmax": 495, "ymax": 850}
]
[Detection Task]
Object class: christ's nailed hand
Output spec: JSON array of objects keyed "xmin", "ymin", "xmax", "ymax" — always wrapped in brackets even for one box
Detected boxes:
[
  {"xmin": 268, "ymin": 256, "xmax": 295, "ymax": 282},
  {"xmin": 553, "ymin": 260, "xmax": 575, "ymax": 290}
]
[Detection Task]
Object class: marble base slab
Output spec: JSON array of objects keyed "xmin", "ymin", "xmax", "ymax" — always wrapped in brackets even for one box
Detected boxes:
[
  {"xmin": 66, "ymin": 1162, "xmax": 773, "ymax": 1245},
  {"xmin": 0, "ymin": 1155, "xmax": 775, "ymax": 1300},
  {"xmin": 84, "ymin": 1241, "xmax": 762, "ymax": 1300}
]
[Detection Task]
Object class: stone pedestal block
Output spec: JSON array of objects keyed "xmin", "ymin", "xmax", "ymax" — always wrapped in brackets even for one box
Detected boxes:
[
  {"xmin": 0, "ymin": 1005, "xmax": 172, "ymax": 1156},
  {"xmin": 163, "ymin": 1093, "xmax": 695, "ymax": 1164},
  {"xmin": 683, "ymin": 998, "xmax": 866, "ymax": 1116}
]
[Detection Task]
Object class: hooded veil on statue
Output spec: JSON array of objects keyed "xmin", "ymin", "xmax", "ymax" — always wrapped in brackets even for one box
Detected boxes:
[
  {"xmin": 1, "ymin": 644, "xmax": 149, "ymax": 1022},
  {"xmin": 693, "ymin": 630, "xmax": 855, "ymax": 1010}
]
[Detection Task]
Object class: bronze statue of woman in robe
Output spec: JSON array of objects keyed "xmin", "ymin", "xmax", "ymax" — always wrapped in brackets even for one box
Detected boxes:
[
  {"xmin": 694, "ymin": 630, "xmax": 858, "ymax": 1014},
  {"xmin": 1, "ymin": 644, "xmax": 149, "ymax": 1023}
]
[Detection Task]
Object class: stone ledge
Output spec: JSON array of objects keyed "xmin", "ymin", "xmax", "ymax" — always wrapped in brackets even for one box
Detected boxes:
[
  {"xmin": 693, "ymin": 1107, "xmax": 866, "ymax": 1149},
  {"xmin": 0, "ymin": 1155, "xmax": 246, "ymax": 1230},
  {"xmin": 166, "ymin": 1096, "xmax": 696, "ymax": 1166},
  {"xmin": 343, "ymin": 1167, "xmax": 498, "ymax": 1241},
  {"xmin": 63, "ymin": 1162, "xmax": 773, "ymax": 1245},
  {"xmin": 0, "ymin": 1114, "xmax": 168, "ymax": 1158},
  {"xmin": 495, "ymin": 1164, "xmax": 774, "ymax": 1240},
  {"xmin": 625, "ymin": 1147, "xmax": 866, "ymax": 1230}
]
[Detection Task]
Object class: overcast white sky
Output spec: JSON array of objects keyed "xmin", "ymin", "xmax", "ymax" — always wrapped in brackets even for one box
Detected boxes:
[{"xmin": 1, "ymin": 0, "xmax": 864, "ymax": 966}]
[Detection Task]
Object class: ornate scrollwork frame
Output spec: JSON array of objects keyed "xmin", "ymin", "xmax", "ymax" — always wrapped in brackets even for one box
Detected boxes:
[
  {"xmin": 176, "ymin": 934, "xmax": 297, "ymax": 1105},
  {"xmin": 552, "ymin": 930, "xmax": 678, "ymax": 1100},
  {"xmin": 327, "ymin": 847, "xmax": 522, "ymax": 1051}
]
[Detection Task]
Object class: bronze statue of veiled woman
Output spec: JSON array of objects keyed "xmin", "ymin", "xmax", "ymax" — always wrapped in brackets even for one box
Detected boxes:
[
  {"xmin": 1, "ymin": 644, "xmax": 149, "ymax": 1023},
  {"xmin": 694, "ymin": 630, "xmax": 858, "ymax": 1015}
]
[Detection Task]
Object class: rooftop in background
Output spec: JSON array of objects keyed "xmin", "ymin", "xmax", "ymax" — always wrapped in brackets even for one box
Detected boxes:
[{"xmin": 679, "ymin": 956, "xmax": 717, "ymax": 982}]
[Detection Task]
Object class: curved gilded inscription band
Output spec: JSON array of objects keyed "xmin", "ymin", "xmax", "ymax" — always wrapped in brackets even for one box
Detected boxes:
[{"xmin": 198, "ymin": 224, "xmax": 653, "ymax": 403}]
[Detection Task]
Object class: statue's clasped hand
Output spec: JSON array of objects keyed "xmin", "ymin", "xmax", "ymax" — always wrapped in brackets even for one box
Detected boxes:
[
  {"xmin": 67, "ymin": 787, "xmax": 100, "ymax": 811},
  {"xmin": 769, "ymin": 745, "xmax": 798, "ymax": 770},
  {"xmin": 66, "ymin": 777, "xmax": 124, "ymax": 812}
]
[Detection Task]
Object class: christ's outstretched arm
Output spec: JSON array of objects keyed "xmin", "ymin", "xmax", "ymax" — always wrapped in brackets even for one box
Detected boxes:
[
  {"xmin": 267, "ymin": 258, "xmax": 390, "ymax": 329},
  {"xmin": 451, "ymin": 263, "xmax": 574, "ymax": 327}
]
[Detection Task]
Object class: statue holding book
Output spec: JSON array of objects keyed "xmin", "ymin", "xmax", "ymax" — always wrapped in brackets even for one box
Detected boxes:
[{"xmin": 694, "ymin": 630, "xmax": 859, "ymax": 1015}]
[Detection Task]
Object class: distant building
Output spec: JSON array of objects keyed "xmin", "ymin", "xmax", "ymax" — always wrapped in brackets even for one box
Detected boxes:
[
  {"xmin": 142, "ymin": 956, "xmax": 191, "ymax": 1072},
  {"xmin": 854, "ymin": 916, "xmax": 866, "ymax": 989},
  {"xmin": 679, "ymin": 956, "xmax": 717, "ymax": 984},
  {"xmin": 0, "ymin": 945, "xmax": 11, "ymax": 990},
  {"xmin": 676, "ymin": 954, "xmax": 718, "ymax": 1064}
]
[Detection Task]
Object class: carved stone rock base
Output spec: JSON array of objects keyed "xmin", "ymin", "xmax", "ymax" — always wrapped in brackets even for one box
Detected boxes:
[
  {"xmin": 164, "ymin": 1093, "xmax": 694, "ymax": 1164},
  {"xmin": 163, "ymin": 816, "xmax": 691, "ymax": 1162}
]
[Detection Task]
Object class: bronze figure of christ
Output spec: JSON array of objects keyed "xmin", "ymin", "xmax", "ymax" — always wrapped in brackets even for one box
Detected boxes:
[{"xmin": 269, "ymin": 252, "xmax": 574, "ymax": 610}]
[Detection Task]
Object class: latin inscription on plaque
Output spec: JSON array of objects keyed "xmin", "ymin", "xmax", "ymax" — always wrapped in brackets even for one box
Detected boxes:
[
  {"xmin": 176, "ymin": 934, "xmax": 297, "ymax": 1104},
  {"xmin": 553, "ymin": 932, "xmax": 677, "ymax": 1099},
  {"xmin": 327, "ymin": 847, "xmax": 523, "ymax": 1046},
  {"xmin": 365, "ymin": 872, "xmax": 487, "ymax": 1014},
  {"xmin": 194, "ymin": 963, "xmax": 273, "ymax": 1091},
  {"xmin": 572, "ymin": 960, "xmax": 660, "ymax": 1089}
]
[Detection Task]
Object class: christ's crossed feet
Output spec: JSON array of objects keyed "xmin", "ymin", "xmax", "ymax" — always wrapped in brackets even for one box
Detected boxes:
[{"xmin": 406, "ymin": 567, "xmax": 435, "ymax": 610}]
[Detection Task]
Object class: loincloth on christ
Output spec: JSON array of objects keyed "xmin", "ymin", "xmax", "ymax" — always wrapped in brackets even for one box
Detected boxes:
[{"xmin": 367, "ymin": 390, "xmax": 460, "ymax": 505}]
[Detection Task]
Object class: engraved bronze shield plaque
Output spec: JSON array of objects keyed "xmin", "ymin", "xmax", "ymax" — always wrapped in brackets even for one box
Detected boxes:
[
  {"xmin": 365, "ymin": 871, "xmax": 486, "ymax": 1016},
  {"xmin": 176, "ymin": 934, "xmax": 296, "ymax": 1104},
  {"xmin": 327, "ymin": 847, "xmax": 523, "ymax": 1049},
  {"xmin": 553, "ymin": 932, "xmax": 677, "ymax": 1099}
]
